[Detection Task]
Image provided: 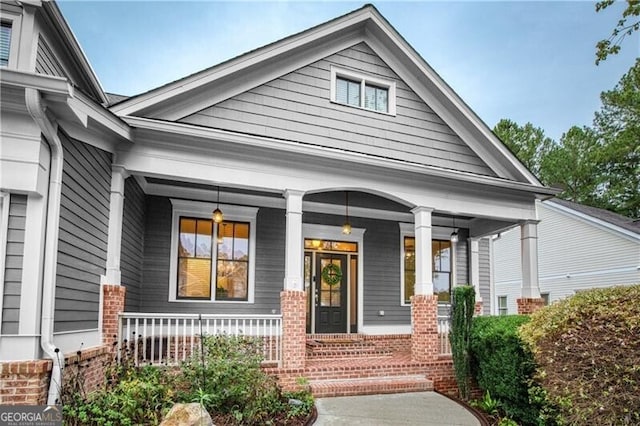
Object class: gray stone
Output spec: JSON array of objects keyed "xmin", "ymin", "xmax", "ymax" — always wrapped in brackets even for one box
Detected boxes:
[{"xmin": 160, "ymin": 403, "xmax": 214, "ymax": 426}]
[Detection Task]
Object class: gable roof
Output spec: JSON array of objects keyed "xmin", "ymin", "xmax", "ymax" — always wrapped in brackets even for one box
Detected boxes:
[
  {"xmin": 110, "ymin": 4, "xmax": 542, "ymax": 186},
  {"xmin": 546, "ymin": 199, "xmax": 640, "ymax": 236}
]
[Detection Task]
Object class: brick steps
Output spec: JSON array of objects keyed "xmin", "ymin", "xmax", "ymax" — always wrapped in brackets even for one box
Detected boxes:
[
  {"xmin": 305, "ymin": 339, "xmax": 392, "ymax": 360},
  {"xmin": 304, "ymin": 358, "xmax": 430, "ymax": 381},
  {"xmin": 309, "ymin": 374, "xmax": 433, "ymax": 398}
]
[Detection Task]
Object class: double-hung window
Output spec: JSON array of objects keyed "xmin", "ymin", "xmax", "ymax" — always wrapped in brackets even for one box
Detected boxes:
[
  {"xmin": 170, "ymin": 200, "xmax": 257, "ymax": 303},
  {"xmin": 331, "ymin": 67, "xmax": 396, "ymax": 115},
  {"xmin": 1, "ymin": 22, "xmax": 12, "ymax": 67},
  {"xmin": 498, "ymin": 296, "xmax": 508, "ymax": 315}
]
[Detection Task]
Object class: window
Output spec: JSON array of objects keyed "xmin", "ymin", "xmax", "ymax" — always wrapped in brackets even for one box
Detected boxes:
[
  {"xmin": 1, "ymin": 22, "xmax": 12, "ymax": 67},
  {"xmin": 498, "ymin": 296, "xmax": 508, "ymax": 315},
  {"xmin": 401, "ymin": 235, "xmax": 452, "ymax": 304},
  {"xmin": 170, "ymin": 200, "xmax": 257, "ymax": 303},
  {"xmin": 541, "ymin": 292, "xmax": 550, "ymax": 306},
  {"xmin": 331, "ymin": 67, "xmax": 396, "ymax": 115}
]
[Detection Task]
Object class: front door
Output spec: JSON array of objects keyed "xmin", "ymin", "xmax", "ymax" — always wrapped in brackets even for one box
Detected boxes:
[{"xmin": 315, "ymin": 253, "xmax": 348, "ymax": 333}]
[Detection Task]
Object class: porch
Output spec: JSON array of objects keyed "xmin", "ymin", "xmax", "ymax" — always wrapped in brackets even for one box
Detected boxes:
[{"xmin": 115, "ymin": 312, "xmax": 454, "ymax": 397}]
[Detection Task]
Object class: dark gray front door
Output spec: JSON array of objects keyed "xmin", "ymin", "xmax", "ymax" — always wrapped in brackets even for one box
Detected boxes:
[{"xmin": 315, "ymin": 254, "xmax": 348, "ymax": 333}]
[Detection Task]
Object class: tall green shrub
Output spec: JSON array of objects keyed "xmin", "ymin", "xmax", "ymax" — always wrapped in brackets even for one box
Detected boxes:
[
  {"xmin": 470, "ymin": 315, "xmax": 547, "ymax": 425},
  {"xmin": 520, "ymin": 285, "xmax": 640, "ymax": 425},
  {"xmin": 450, "ymin": 285, "xmax": 476, "ymax": 400}
]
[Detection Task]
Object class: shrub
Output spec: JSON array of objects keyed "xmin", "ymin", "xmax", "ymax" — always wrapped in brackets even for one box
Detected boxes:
[
  {"xmin": 450, "ymin": 285, "xmax": 476, "ymax": 400},
  {"xmin": 520, "ymin": 284, "xmax": 640, "ymax": 425},
  {"xmin": 470, "ymin": 315, "xmax": 548, "ymax": 425}
]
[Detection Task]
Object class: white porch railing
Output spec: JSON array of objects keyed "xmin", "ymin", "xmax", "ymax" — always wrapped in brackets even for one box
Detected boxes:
[
  {"xmin": 437, "ymin": 316, "xmax": 452, "ymax": 354},
  {"xmin": 117, "ymin": 313, "xmax": 282, "ymax": 366}
]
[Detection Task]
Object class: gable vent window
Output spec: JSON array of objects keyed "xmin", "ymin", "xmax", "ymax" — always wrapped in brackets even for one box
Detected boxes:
[
  {"xmin": 1, "ymin": 22, "xmax": 12, "ymax": 67},
  {"xmin": 331, "ymin": 66, "xmax": 396, "ymax": 115}
]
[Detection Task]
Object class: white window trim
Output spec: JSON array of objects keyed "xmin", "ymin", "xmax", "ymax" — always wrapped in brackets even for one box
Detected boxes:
[
  {"xmin": 330, "ymin": 66, "xmax": 397, "ymax": 116},
  {"xmin": 399, "ymin": 222, "xmax": 456, "ymax": 306},
  {"xmin": 169, "ymin": 199, "xmax": 258, "ymax": 304},
  {"xmin": 497, "ymin": 295, "xmax": 508, "ymax": 315},
  {"xmin": 1, "ymin": 11, "xmax": 22, "ymax": 69}
]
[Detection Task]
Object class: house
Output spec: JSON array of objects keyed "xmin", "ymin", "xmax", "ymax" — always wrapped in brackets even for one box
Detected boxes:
[
  {"xmin": 492, "ymin": 199, "xmax": 640, "ymax": 315},
  {"xmin": 0, "ymin": 0, "xmax": 556, "ymax": 404}
]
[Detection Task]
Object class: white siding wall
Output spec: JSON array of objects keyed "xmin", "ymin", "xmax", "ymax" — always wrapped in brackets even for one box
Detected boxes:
[{"xmin": 494, "ymin": 202, "xmax": 640, "ymax": 314}]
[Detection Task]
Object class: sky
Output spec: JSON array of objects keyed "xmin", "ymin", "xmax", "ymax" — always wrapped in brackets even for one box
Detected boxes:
[{"xmin": 57, "ymin": 1, "xmax": 639, "ymax": 141}]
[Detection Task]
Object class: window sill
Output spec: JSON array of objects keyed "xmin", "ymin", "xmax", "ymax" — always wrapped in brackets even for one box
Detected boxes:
[{"xmin": 168, "ymin": 299, "xmax": 254, "ymax": 304}]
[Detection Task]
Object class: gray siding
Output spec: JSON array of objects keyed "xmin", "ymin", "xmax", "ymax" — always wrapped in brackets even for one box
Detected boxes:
[
  {"xmin": 35, "ymin": 36, "xmax": 67, "ymax": 78},
  {"xmin": 456, "ymin": 233, "xmax": 469, "ymax": 286},
  {"xmin": 181, "ymin": 43, "xmax": 495, "ymax": 176},
  {"xmin": 478, "ymin": 238, "xmax": 491, "ymax": 315},
  {"xmin": 55, "ymin": 133, "xmax": 111, "ymax": 332},
  {"xmin": 2, "ymin": 194, "xmax": 26, "ymax": 334},
  {"xmin": 121, "ymin": 177, "xmax": 145, "ymax": 311},
  {"xmin": 140, "ymin": 197, "xmax": 284, "ymax": 314}
]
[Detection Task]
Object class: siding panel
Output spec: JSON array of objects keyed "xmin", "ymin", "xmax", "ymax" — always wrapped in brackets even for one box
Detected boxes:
[
  {"xmin": 35, "ymin": 36, "xmax": 67, "ymax": 78},
  {"xmin": 181, "ymin": 43, "xmax": 495, "ymax": 176},
  {"xmin": 55, "ymin": 133, "xmax": 111, "ymax": 332},
  {"xmin": 2, "ymin": 194, "xmax": 26, "ymax": 334},
  {"xmin": 121, "ymin": 177, "xmax": 146, "ymax": 311}
]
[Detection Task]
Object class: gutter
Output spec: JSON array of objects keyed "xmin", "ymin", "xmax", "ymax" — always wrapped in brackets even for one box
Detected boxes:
[{"xmin": 25, "ymin": 87, "xmax": 64, "ymax": 405}]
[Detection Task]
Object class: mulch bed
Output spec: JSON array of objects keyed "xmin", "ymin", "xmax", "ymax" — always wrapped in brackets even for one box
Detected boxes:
[
  {"xmin": 209, "ymin": 406, "xmax": 317, "ymax": 425},
  {"xmin": 436, "ymin": 391, "xmax": 493, "ymax": 426}
]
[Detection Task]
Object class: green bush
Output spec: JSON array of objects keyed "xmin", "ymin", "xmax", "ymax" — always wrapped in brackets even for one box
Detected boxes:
[
  {"xmin": 470, "ymin": 315, "xmax": 548, "ymax": 425},
  {"xmin": 520, "ymin": 285, "xmax": 640, "ymax": 425},
  {"xmin": 450, "ymin": 285, "xmax": 476, "ymax": 400}
]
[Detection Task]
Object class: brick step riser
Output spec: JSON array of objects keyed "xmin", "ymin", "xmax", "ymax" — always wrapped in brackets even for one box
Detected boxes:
[
  {"xmin": 310, "ymin": 381, "xmax": 433, "ymax": 398},
  {"xmin": 306, "ymin": 349, "xmax": 392, "ymax": 358},
  {"xmin": 306, "ymin": 353, "xmax": 394, "ymax": 361},
  {"xmin": 303, "ymin": 366, "xmax": 430, "ymax": 381}
]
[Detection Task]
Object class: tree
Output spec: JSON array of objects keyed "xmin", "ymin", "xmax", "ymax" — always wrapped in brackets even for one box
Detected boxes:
[
  {"xmin": 594, "ymin": 58, "xmax": 640, "ymax": 217},
  {"xmin": 540, "ymin": 126, "xmax": 602, "ymax": 205},
  {"xmin": 493, "ymin": 119, "xmax": 555, "ymax": 178},
  {"xmin": 596, "ymin": 0, "xmax": 640, "ymax": 64}
]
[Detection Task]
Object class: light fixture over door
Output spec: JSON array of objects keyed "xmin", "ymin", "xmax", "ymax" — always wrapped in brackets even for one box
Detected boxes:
[
  {"xmin": 213, "ymin": 186, "xmax": 224, "ymax": 223},
  {"xmin": 342, "ymin": 191, "xmax": 351, "ymax": 235},
  {"xmin": 450, "ymin": 216, "xmax": 458, "ymax": 243}
]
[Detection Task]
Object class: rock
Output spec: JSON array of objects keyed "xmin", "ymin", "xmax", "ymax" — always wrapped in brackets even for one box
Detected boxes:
[{"xmin": 160, "ymin": 403, "xmax": 214, "ymax": 426}]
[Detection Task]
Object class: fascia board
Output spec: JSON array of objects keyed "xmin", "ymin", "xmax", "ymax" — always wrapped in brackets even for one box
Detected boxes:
[
  {"xmin": 0, "ymin": 68, "xmax": 72, "ymax": 99},
  {"xmin": 544, "ymin": 201, "xmax": 640, "ymax": 242},
  {"xmin": 71, "ymin": 90, "xmax": 132, "ymax": 141},
  {"xmin": 111, "ymin": 8, "xmax": 374, "ymax": 117},
  {"xmin": 124, "ymin": 115, "xmax": 557, "ymax": 197},
  {"xmin": 364, "ymin": 12, "xmax": 541, "ymax": 186}
]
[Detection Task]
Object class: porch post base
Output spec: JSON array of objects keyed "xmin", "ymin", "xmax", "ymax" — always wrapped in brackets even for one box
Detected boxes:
[
  {"xmin": 411, "ymin": 294, "xmax": 439, "ymax": 362},
  {"xmin": 102, "ymin": 284, "xmax": 126, "ymax": 350},
  {"xmin": 281, "ymin": 290, "xmax": 306, "ymax": 369},
  {"xmin": 474, "ymin": 301, "xmax": 483, "ymax": 316},
  {"xmin": 516, "ymin": 297, "xmax": 545, "ymax": 315}
]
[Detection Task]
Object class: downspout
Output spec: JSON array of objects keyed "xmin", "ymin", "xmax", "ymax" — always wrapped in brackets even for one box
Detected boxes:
[{"xmin": 25, "ymin": 87, "xmax": 64, "ymax": 405}]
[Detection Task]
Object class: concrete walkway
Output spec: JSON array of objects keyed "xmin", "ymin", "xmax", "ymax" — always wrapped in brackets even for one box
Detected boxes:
[{"xmin": 314, "ymin": 392, "xmax": 481, "ymax": 426}]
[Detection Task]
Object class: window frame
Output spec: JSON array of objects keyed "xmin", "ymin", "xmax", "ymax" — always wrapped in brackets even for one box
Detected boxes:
[
  {"xmin": 0, "ymin": 11, "xmax": 21, "ymax": 68},
  {"xmin": 497, "ymin": 296, "xmax": 508, "ymax": 315},
  {"xmin": 399, "ymin": 222, "xmax": 455, "ymax": 306},
  {"xmin": 169, "ymin": 199, "xmax": 258, "ymax": 303},
  {"xmin": 330, "ymin": 66, "xmax": 397, "ymax": 115}
]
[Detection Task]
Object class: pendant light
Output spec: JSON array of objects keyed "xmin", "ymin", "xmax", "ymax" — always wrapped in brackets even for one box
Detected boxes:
[
  {"xmin": 213, "ymin": 186, "xmax": 224, "ymax": 224},
  {"xmin": 450, "ymin": 216, "xmax": 459, "ymax": 243},
  {"xmin": 342, "ymin": 191, "xmax": 351, "ymax": 235}
]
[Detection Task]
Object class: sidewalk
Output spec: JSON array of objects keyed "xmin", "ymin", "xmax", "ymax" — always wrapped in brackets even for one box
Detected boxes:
[{"xmin": 314, "ymin": 392, "xmax": 481, "ymax": 426}]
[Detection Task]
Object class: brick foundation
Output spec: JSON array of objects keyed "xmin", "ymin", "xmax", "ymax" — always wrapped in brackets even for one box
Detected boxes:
[
  {"xmin": 281, "ymin": 290, "xmax": 307, "ymax": 369},
  {"xmin": 102, "ymin": 284, "xmax": 126, "ymax": 350},
  {"xmin": 411, "ymin": 294, "xmax": 439, "ymax": 362},
  {"xmin": 516, "ymin": 297, "xmax": 545, "ymax": 315}
]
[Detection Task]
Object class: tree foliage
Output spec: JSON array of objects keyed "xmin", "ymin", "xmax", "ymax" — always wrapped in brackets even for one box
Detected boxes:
[
  {"xmin": 493, "ymin": 119, "xmax": 554, "ymax": 178},
  {"xmin": 595, "ymin": 0, "xmax": 640, "ymax": 64},
  {"xmin": 450, "ymin": 285, "xmax": 476, "ymax": 400}
]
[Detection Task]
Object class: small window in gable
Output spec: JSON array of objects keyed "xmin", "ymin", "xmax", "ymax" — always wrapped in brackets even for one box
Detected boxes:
[
  {"xmin": 1, "ymin": 22, "xmax": 12, "ymax": 67},
  {"xmin": 331, "ymin": 67, "xmax": 396, "ymax": 115}
]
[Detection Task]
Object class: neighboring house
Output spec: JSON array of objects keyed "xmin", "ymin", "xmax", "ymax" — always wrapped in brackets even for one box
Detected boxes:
[
  {"xmin": 493, "ymin": 199, "xmax": 640, "ymax": 315},
  {"xmin": 0, "ymin": 1, "xmax": 556, "ymax": 404}
]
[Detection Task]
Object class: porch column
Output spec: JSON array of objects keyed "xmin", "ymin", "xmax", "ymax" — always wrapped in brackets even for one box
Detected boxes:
[
  {"xmin": 281, "ymin": 190, "xmax": 306, "ymax": 369},
  {"xmin": 410, "ymin": 207, "xmax": 439, "ymax": 362},
  {"xmin": 100, "ymin": 165, "xmax": 128, "ymax": 348},
  {"xmin": 470, "ymin": 239, "xmax": 483, "ymax": 315},
  {"xmin": 517, "ymin": 220, "xmax": 544, "ymax": 314}
]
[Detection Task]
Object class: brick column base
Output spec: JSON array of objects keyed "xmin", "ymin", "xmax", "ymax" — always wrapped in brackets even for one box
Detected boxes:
[
  {"xmin": 411, "ymin": 294, "xmax": 439, "ymax": 362},
  {"xmin": 102, "ymin": 284, "xmax": 126, "ymax": 350},
  {"xmin": 517, "ymin": 297, "xmax": 545, "ymax": 315},
  {"xmin": 474, "ymin": 301, "xmax": 483, "ymax": 316},
  {"xmin": 281, "ymin": 290, "xmax": 306, "ymax": 369},
  {"xmin": 0, "ymin": 360, "xmax": 52, "ymax": 405}
]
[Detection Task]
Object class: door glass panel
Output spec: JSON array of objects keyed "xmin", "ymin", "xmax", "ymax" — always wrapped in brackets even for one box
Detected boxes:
[
  {"xmin": 320, "ymin": 291, "xmax": 331, "ymax": 307},
  {"xmin": 331, "ymin": 290, "xmax": 341, "ymax": 306}
]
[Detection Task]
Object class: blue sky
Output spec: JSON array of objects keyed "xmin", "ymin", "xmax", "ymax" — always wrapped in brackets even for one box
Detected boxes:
[{"xmin": 58, "ymin": 1, "xmax": 639, "ymax": 141}]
